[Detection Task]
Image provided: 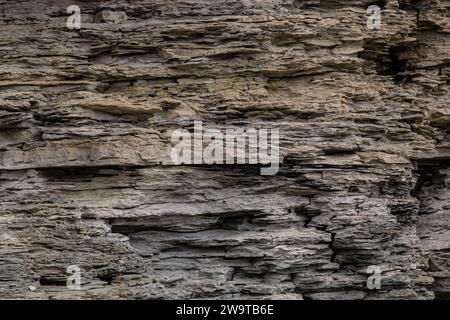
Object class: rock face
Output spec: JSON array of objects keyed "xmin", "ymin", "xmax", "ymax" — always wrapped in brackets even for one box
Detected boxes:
[{"xmin": 0, "ymin": 0, "xmax": 449, "ymax": 299}]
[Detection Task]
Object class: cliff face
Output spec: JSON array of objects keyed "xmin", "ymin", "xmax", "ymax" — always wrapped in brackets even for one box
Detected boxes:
[{"xmin": 0, "ymin": 0, "xmax": 449, "ymax": 299}]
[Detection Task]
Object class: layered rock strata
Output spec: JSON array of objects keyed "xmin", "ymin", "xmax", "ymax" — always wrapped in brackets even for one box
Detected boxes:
[{"xmin": 0, "ymin": 0, "xmax": 449, "ymax": 299}]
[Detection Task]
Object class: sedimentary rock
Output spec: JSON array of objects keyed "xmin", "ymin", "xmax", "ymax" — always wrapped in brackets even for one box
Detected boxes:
[{"xmin": 0, "ymin": 0, "xmax": 449, "ymax": 299}]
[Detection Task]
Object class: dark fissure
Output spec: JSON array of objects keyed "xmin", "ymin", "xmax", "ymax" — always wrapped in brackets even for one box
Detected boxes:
[{"xmin": 415, "ymin": 160, "xmax": 450, "ymax": 299}]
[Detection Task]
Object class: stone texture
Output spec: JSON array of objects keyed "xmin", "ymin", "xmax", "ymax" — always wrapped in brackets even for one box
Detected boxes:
[{"xmin": 0, "ymin": 0, "xmax": 449, "ymax": 299}]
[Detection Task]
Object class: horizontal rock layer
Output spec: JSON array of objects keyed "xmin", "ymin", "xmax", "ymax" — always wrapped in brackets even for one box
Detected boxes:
[{"xmin": 0, "ymin": 0, "xmax": 449, "ymax": 299}]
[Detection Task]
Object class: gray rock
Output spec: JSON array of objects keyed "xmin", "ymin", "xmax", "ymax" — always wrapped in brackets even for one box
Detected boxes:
[{"xmin": 0, "ymin": 0, "xmax": 448, "ymax": 299}]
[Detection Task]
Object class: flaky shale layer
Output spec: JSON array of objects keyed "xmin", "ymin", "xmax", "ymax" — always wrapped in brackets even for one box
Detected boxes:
[{"xmin": 0, "ymin": 0, "xmax": 449, "ymax": 299}]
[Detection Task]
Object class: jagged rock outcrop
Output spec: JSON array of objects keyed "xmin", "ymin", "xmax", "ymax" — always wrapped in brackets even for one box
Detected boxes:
[{"xmin": 0, "ymin": 0, "xmax": 449, "ymax": 299}]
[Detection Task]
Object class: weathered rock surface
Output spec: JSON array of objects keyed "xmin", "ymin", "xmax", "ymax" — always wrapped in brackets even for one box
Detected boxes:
[{"xmin": 0, "ymin": 0, "xmax": 449, "ymax": 299}]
